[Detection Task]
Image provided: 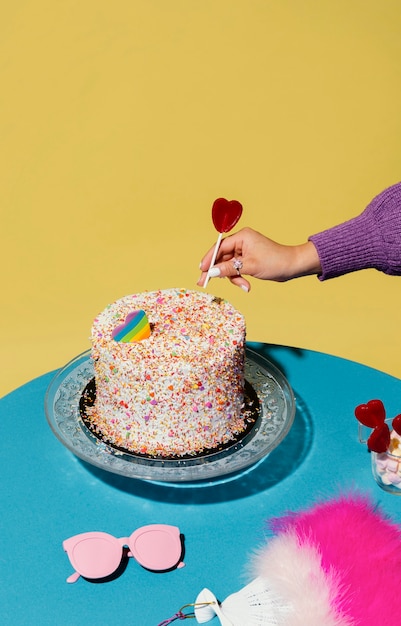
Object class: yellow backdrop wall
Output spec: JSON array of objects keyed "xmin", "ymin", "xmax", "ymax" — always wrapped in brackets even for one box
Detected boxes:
[{"xmin": 1, "ymin": 0, "xmax": 401, "ymax": 397}]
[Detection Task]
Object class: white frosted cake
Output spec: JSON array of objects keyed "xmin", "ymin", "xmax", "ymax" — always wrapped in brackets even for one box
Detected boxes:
[{"xmin": 86, "ymin": 288, "xmax": 247, "ymax": 457}]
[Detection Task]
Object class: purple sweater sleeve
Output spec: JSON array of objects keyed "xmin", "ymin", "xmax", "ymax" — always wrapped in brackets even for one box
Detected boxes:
[{"xmin": 308, "ymin": 182, "xmax": 401, "ymax": 280}]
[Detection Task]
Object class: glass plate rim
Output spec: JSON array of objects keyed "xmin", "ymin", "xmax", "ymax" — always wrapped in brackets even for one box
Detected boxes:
[{"xmin": 44, "ymin": 346, "xmax": 295, "ymax": 483}]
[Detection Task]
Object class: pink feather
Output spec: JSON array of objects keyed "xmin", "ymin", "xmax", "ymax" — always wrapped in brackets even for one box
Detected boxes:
[{"xmin": 255, "ymin": 494, "xmax": 401, "ymax": 625}]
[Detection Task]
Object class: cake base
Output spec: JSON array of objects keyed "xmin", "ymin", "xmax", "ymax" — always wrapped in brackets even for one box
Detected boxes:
[
  {"xmin": 80, "ymin": 378, "xmax": 260, "ymax": 460},
  {"xmin": 44, "ymin": 348, "xmax": 295, "ymax": 483}
]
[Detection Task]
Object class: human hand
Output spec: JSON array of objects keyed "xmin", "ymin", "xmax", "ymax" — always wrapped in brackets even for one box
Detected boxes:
[{"xmin": 197, "ymin": 227, "xmax": 321, "ymax": 292}]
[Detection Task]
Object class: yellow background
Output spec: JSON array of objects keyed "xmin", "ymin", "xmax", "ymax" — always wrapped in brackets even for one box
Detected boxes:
[{"xmin": 1, "ymin": 0, "xmax": 401, "ymax": 397}]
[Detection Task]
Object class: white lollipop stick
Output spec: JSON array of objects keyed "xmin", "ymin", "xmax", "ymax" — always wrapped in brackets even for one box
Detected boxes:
[{"xmin": 203, "ymin": 233, "xmax": 222, "ymax": 288}]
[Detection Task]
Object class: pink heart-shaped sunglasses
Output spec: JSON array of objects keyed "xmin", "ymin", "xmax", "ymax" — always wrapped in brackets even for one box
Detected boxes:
[{"xmin": 63, "ymin": 524, "xmax": 185, "ymax": 583}]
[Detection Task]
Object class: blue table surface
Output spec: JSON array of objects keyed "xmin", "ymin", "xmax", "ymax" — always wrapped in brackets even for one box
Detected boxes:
[{"xmin": 2, "ymin": 342, "xmax": 401, "ymax": 626}]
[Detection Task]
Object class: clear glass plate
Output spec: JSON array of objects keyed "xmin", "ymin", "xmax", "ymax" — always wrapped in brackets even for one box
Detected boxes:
[{"xmin": 44, "ymin": 347, "xmax": 295, "ymax": 483}]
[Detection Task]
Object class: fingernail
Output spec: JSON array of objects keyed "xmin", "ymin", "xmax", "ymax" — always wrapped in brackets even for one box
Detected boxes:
[
  {"xmin": 208, "ymin": 267, "xmax": 221, "ymax": 278},
  {"xmin": 199, "ymin": 262, "xmax": 203, "ymax": 270},
  {"xmin": 240, "ymin": 284, "xmax": 249, "ymax": 293}
]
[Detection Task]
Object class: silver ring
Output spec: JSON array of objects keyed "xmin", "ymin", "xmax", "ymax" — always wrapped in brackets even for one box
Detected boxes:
[{"xmin": 232, "ymin": 258, "xmax": 243, "ymax": 275}]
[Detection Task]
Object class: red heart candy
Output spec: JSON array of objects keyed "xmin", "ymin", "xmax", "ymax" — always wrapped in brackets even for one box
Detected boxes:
[
  {"xmin": 392, "ymin": 414, "xmax": 401, "ymax": 436},
  {"xmin": 367, "ymin": 423, "xmax": 390, "ymax": 453},
  {"xmin": 354, "ymin": 399, "xmax": 386, "ymax": 428},
  {"xmin": 212, "ymin": 198, "xmax": 243, "ymax": 233}
]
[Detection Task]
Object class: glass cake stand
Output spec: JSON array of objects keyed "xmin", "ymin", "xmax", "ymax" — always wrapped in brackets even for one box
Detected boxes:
[{"xmin": 45, "ymin": 347, "xmax": 296, "ymax": 483}]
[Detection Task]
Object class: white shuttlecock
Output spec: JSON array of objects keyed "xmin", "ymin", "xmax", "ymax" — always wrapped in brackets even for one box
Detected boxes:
[
  {"xmin": 221, "ymin": 577, "xmax": 293, "ymax": 626},
  {"xmin": 194, "ymin": 589, "xmax": 219, "ymax": 623},
  {"xmin": 194, "ymin": 588, "xmax": 234, "ymax": 625}
]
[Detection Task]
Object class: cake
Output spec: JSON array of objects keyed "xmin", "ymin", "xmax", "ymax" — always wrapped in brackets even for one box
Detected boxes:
[{"xmin": 86, "ymin": 288, "xmax": 247, "ymax": 457}]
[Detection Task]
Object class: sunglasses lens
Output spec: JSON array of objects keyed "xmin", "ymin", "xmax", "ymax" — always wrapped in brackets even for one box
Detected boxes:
[
  {"xmin": 130, "ymin": 525, "xmax": 182, "ymax": 571},
  {"xmin": 68, "ymin": 533, "xmax": 121, "ymax": 579}
]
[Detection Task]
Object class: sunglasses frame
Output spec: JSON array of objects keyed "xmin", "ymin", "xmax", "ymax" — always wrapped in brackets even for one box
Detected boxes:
[{"xmin": 63, "ymin": 523, "xmax": 184, "ymax": 583}]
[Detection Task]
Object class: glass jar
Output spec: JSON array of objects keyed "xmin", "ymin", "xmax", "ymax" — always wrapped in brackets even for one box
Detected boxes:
[
  {"xmin": 358, "ymin": 418, "xmax": 401, "ymax": 495},
  {"xmin": 371, "ymin": 450, "xmax": 401, "ymax": 495}
]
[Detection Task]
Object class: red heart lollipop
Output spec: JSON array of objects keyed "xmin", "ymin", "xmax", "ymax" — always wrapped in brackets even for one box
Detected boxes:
[
  {"xmin": 354, "ymin": 399, "xmax": 386, "ymax": 428},
  {"xmin": 203, "ymin": 198, "xmax": 243, "ymax": 288},
  {"xmin": 392, "ymin": 414, "xmax": 401, "ymax": 436},
  {"xmin": 212, "ymin": 198, "xmax": 243, "ymax": 233},
  {"xmin": 367, "ymin": 423, "xmax": 391, "ymax": 453}
]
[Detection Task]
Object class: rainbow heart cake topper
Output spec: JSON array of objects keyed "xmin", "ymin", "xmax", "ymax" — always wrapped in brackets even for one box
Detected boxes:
[{"xmin": 112, "ymin": 310, "xmax": 151, "ymax": 343}]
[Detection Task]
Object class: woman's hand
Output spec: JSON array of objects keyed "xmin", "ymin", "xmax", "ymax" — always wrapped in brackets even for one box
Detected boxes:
[{"xmin": 197, "ymin": 227, "xmax": 321, "ymax": 292}]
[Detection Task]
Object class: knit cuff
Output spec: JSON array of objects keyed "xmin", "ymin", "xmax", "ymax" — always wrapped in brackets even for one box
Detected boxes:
[{"xmin": 309, "ymin": 182, "xmax": 401, "ymax": 280}]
